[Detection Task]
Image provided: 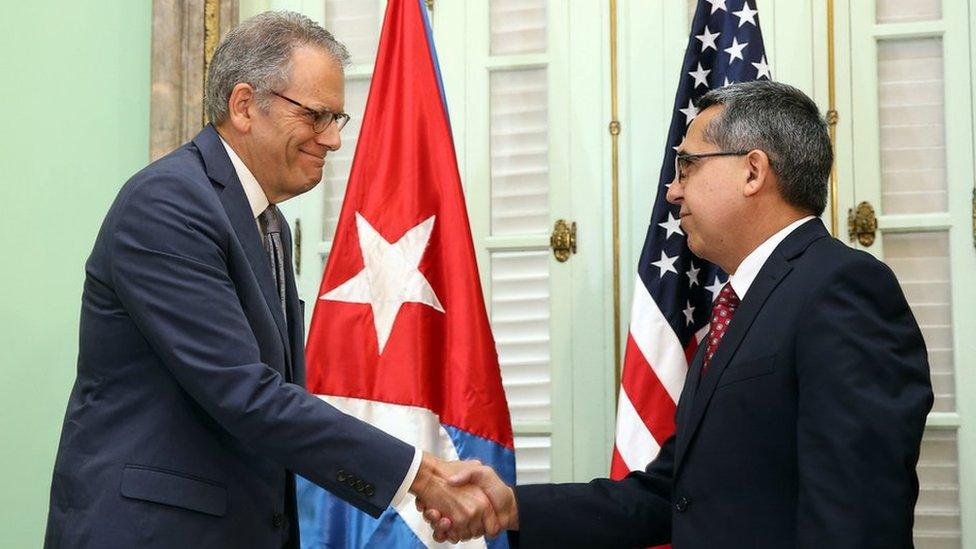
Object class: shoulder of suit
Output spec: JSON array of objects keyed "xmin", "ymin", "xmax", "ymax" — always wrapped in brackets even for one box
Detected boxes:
[
  {"xmin": 120, "ymin": 143, "xmax": 216, "ymax": 201},
  {"xmin": 792, "ymin": 236, "xmax": 900, "ymax": 292},
  {"xmin": 106, "ymin": 145, "xmax": 224, "ymax": 229}
]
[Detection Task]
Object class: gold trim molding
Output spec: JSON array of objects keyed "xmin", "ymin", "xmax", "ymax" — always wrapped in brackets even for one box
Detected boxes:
[
  {"xmin": 203, "ymin": 0, "xmax": 220, "ymax": 125},
  {"xmin": 609, "ymin": 0, "xmax": 622, "ymax": 391},
  {"xmin": 826, "ymin": 0, "xmax": 839, "ymax": 237}
]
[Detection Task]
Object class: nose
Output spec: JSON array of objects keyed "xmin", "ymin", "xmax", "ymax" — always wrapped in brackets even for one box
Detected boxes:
[
  {"xmin": 315, "ymin": 123, "xmax": 341, "ymax": 152},
  {"xmin": 666, "ymin": 178, "xmax": 683, "ymax": 205}
]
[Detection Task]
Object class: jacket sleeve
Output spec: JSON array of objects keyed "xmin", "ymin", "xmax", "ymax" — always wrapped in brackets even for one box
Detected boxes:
[
  {"xmin": 794, "ymin": 255, "xmax": 933, "ymax": 548},
  {"xmin": 108, "ymin": 173, "xmax": 415, "ymax": 518},
  {"xmin": 511, "ymin": 434, "xmax": 675, "ymax": 548}
]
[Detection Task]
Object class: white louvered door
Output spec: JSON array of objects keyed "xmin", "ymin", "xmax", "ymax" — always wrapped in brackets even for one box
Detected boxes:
[
  {"xmin": 848, "ymin": 0, "xmax": 976, "ymax": 546},
  {"xmin": 439, "ymin": 0, "xmax": 614, "ymax": 484}
]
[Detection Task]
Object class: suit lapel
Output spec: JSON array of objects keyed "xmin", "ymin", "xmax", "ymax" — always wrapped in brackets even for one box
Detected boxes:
[
  {"xmin": 673, "ymin": 218, "xmax": 829, "ymax": 472},
  {"xmin": 192, "ymin": 125, "xmax": 293, "ymax": 371},
  {"xmin": 676, "ymin": 341, "xmax": 707, "ymax": 434},
  {"xmin": 280, "ymin": 218, "xmax": 304, "ymax": 384}
]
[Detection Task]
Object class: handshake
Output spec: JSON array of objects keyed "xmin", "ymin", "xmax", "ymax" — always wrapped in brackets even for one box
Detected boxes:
[{"xmin": 409, "ymin": 453, "xmax": 518, "ymax": 543}]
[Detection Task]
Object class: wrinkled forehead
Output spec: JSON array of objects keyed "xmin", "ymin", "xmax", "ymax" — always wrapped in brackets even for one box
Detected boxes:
[{"xmin": 283, "ymin": 46, "xmax": 345, "ymax": 110}]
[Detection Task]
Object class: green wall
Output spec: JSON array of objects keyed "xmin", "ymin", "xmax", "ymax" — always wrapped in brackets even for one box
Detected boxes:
[{"xmin": 0, "ymin": 1, "xmax": 151, "ymax": 545}]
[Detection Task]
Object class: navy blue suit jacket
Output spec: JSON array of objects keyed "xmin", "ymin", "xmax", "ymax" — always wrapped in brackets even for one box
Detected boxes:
[
  {"xmin": 514, "ymin": 219, "xmax": 933, "ymax": 548},
  {"xmin": 45, "ymin": 125, "xmax": 415, "ymax": 548}
]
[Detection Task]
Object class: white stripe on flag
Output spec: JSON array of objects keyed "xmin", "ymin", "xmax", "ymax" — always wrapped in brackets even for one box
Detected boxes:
[
  {"xmin": 628, "ymin": 275, "xmax": 689, "ymax": 403},
  {"xmin": 696, "ymin": 323, "xmax": 709, "ymax": 343},
  {"xmin": 317, "ymin": 395, "xmax": 487, "ymax": 548},
  {"xmin": 613, "ymin": 386, "xmax": 662, "ymax": 472}
]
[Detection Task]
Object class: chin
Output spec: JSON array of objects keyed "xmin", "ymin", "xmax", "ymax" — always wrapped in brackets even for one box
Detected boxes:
[{"xmin": 293, "ymin": 177, "xmax": 321, "ymax": 196}]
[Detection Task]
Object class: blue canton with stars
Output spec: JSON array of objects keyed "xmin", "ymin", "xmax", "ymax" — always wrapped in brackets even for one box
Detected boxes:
[{"xmin": 637, "ymin": 0, "xmax": 770, "ymax": 345}]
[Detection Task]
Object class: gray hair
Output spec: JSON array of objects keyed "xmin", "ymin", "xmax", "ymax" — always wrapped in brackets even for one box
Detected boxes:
[
  {"xmin": 696, "ymin": 80, "xmax": 832, "ymax": 215},
  {"xmin": 204, "ymin": 11, "xmax": 350, "ymax": 125}
]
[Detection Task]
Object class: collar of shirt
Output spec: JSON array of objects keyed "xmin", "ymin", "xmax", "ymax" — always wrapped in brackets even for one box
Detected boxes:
[
  {"xmin": 728, "ymin": 215, "xmax": 815, "ymax": 300},
  {"xmin": 218, "ymin": 136, "xmax": 270, "ymax": 222}
]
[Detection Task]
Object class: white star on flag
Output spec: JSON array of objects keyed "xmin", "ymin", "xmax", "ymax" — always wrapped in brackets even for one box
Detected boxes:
[
  {"xmin": 320, "ymin": 213, "xmax": 445, "ymax": 353},
  {"xmin": 724, "ymin": 37, "xmax": 748, "ymax": 63},
  {"xmin": 658, "ymin": 211, "xmax": 684, "ymax": 239},
  {"xmin": 752, "ymin": 55, "xmax": 771, "ymax": 79},
  {"xmin": 733, "ymin": 4, "xmax": 759, "ymax": 27},
  {"xmin": 679, "ymin": 100, "xmax": 699, "ymax": 125},
  {"xmin": 651, "ymin": 251, "xmax": 679, "ymax": 278},
  {"xmin": 723, "ymin": 77, "xmax": 733, "ymax": 87},
  {"xmin": 688, "ymin": 63, "xmax": 711, "ymax": 89},
  {"xmin": 683, "ymin": 301, "xmax": 696, "ymax": 326},
  {"xmin": 686, "ymin": 262, "xmax": 700, "ymax": 288},
  {"xmin": 705, "ymin": 0, "xmax": 728, "ymax": 14},
  {"xmin": 695, "ymin": 26, "xmax": 720, "ymax": 52},
  {"xmin": 705, "ymin": 275, "xmax": 727, "ymax": 302}
]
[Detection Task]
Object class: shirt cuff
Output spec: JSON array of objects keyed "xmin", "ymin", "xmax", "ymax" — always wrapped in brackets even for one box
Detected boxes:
[{"xmin": 390, "ymin": 447, "xmax": 423, "ymax": 508}]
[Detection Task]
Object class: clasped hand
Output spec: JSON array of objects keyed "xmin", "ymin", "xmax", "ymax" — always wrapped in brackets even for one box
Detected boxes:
[{"xmin": 410, "ymin": 454, "xmax": 517, "ymax": 543}]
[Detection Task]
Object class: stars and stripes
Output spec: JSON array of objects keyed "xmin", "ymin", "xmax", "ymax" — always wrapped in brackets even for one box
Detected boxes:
[{"xmin": 611, "ymin": 0, "xmax": 770, "ymax": 481}]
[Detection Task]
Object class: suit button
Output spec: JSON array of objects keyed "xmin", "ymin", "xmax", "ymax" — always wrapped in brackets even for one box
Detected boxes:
[
  {"xmin": 673, "ymin": 496, "xmax": 689, "ymax": 512},
  {"xmin": 354, "ymin": 480, "xmax": 365, "ymax": 492},
  {"xmin": 272, "ymin": 513, "xmax": 284, "ymax": 528},
  {"xmin": 365, "ymin": 485, "xmax": 375, "ymax": 497},
  {"xmin": 337, "ymin": 470, "xmax": 348, "ymax": 483}
]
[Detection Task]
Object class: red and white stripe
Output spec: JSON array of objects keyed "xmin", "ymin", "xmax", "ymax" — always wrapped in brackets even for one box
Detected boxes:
[{"xmin": 611, "ymin": 275, "xmax": 705, "ymax": 478}]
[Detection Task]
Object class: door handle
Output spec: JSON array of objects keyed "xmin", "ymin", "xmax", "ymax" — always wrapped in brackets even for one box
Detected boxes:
[
  {"xmin": 550, "ymin": 219, "xmax": 577, "ymax": 262},
  {"xmin": 847, "ymin": 201, "xmax": 877, "ymax": 247}
]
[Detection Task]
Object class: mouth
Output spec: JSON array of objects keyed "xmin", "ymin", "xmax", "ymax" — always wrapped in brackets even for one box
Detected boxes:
[{"xmin": 300, "ymin": 150, "xmax": 326, "ymax": 167}]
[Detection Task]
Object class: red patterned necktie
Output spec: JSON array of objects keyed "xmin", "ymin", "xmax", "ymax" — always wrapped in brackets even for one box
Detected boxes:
[{"xmin": 702, "ymin": 283, "xmax": 740, "ymax": 374}]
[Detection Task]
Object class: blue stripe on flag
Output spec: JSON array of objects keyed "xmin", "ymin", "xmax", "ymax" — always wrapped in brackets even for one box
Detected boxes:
[
  {"xmin": 297, "ymin": 477, "xmax": 425, "ymax": 548},
  {"xmin": 442, "ymin": 425, "xmax": 517, "ymax": 487},
  {"xmin": 443, "ymin": 425, "xmax": 516, "ymax": 549},
  {"xmin": 417, "ymin": 0, "xmax": 451, "ymax": 132},
  {"xmin": 298, "ymin": 425, "xmax": 516, "ymax": 548}
]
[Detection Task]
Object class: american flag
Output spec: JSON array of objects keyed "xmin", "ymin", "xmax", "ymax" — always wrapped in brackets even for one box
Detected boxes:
[{"xmin": 611, "ymin": 0, "xmax": 770, "ymax": 478}]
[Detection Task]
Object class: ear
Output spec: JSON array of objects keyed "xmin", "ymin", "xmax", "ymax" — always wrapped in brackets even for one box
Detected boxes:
[
  {"xmin": 742, "ymin": 149, "xmax": 772, "ymax": 198},
  {"xmin": 226, "ymin": 83, "xmax": 257, "ymax": 134}
]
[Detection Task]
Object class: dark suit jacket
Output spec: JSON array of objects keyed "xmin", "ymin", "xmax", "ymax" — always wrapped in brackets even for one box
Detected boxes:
[
  {"xmin": 513, "ymin": 219, "xmax": 933, "ymax": 548},
  {"xmin": 45, "ymin": 125, "xmax": 415, "ymax": 548}
]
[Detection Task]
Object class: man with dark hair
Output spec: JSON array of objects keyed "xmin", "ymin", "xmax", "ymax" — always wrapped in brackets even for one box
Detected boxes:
[
  {"xmin": 425, "ymin": 80, "xmax": 933, "ymax": 548},
  {"xmin": 45, "ymin": 11, "xmax": 494, "ymax": 548}
]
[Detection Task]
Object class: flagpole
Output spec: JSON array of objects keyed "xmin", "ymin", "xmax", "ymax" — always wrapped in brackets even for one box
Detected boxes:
[
  {"xmin": 826, "ymin": 0, "xmax": 839, "ymax": 237},
  {"xmin": 609, "ymin": 0, "xmax": 623, "ymax": 395}
]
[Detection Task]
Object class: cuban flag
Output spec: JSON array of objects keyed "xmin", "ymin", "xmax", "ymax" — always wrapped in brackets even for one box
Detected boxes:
[{"xmin": 298, "ymin": 0, "xmax": 516, "ymax": 547}]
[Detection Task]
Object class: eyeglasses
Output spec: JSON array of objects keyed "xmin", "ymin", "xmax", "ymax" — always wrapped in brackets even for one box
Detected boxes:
[
  {"xmin": 673, "ymin": 150, "xmax": 750, "ymax": 182},
  {"xmin": 271, "ymin": 91, "xmax": 351, "ymax": 133}
]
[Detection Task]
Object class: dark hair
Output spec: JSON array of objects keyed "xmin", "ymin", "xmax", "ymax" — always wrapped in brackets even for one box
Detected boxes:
[{"xmin": 696, "ymin": 80, "xmax": 832, "ymax": 215}]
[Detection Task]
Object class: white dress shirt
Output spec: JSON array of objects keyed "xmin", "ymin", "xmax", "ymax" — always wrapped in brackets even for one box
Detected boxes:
[
  {"xmin": 218, "ymin": 136, "xmax": 422, "ymax": 507},
  {"xmin": 728, "ymin": 215, "xmax": 815, "ymax": 300}
]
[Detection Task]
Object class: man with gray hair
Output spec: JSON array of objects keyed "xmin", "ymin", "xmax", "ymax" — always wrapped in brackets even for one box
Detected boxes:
[
  {"xmin": 45, "ymin": 11, "xmax": 494, "ymax": 548},
  {"xmin": 424, "ymin": 80, "xmax": 933, "ymax": 548}
]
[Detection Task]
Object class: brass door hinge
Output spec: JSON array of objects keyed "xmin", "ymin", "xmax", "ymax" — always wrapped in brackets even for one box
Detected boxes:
[
  {"xmin": 848, "ymin": 201, "xmax": 878, "ymax": 247},
  {"xmin": 550, "ymin": 219, "xmax": 577, "ymax": 262}
]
